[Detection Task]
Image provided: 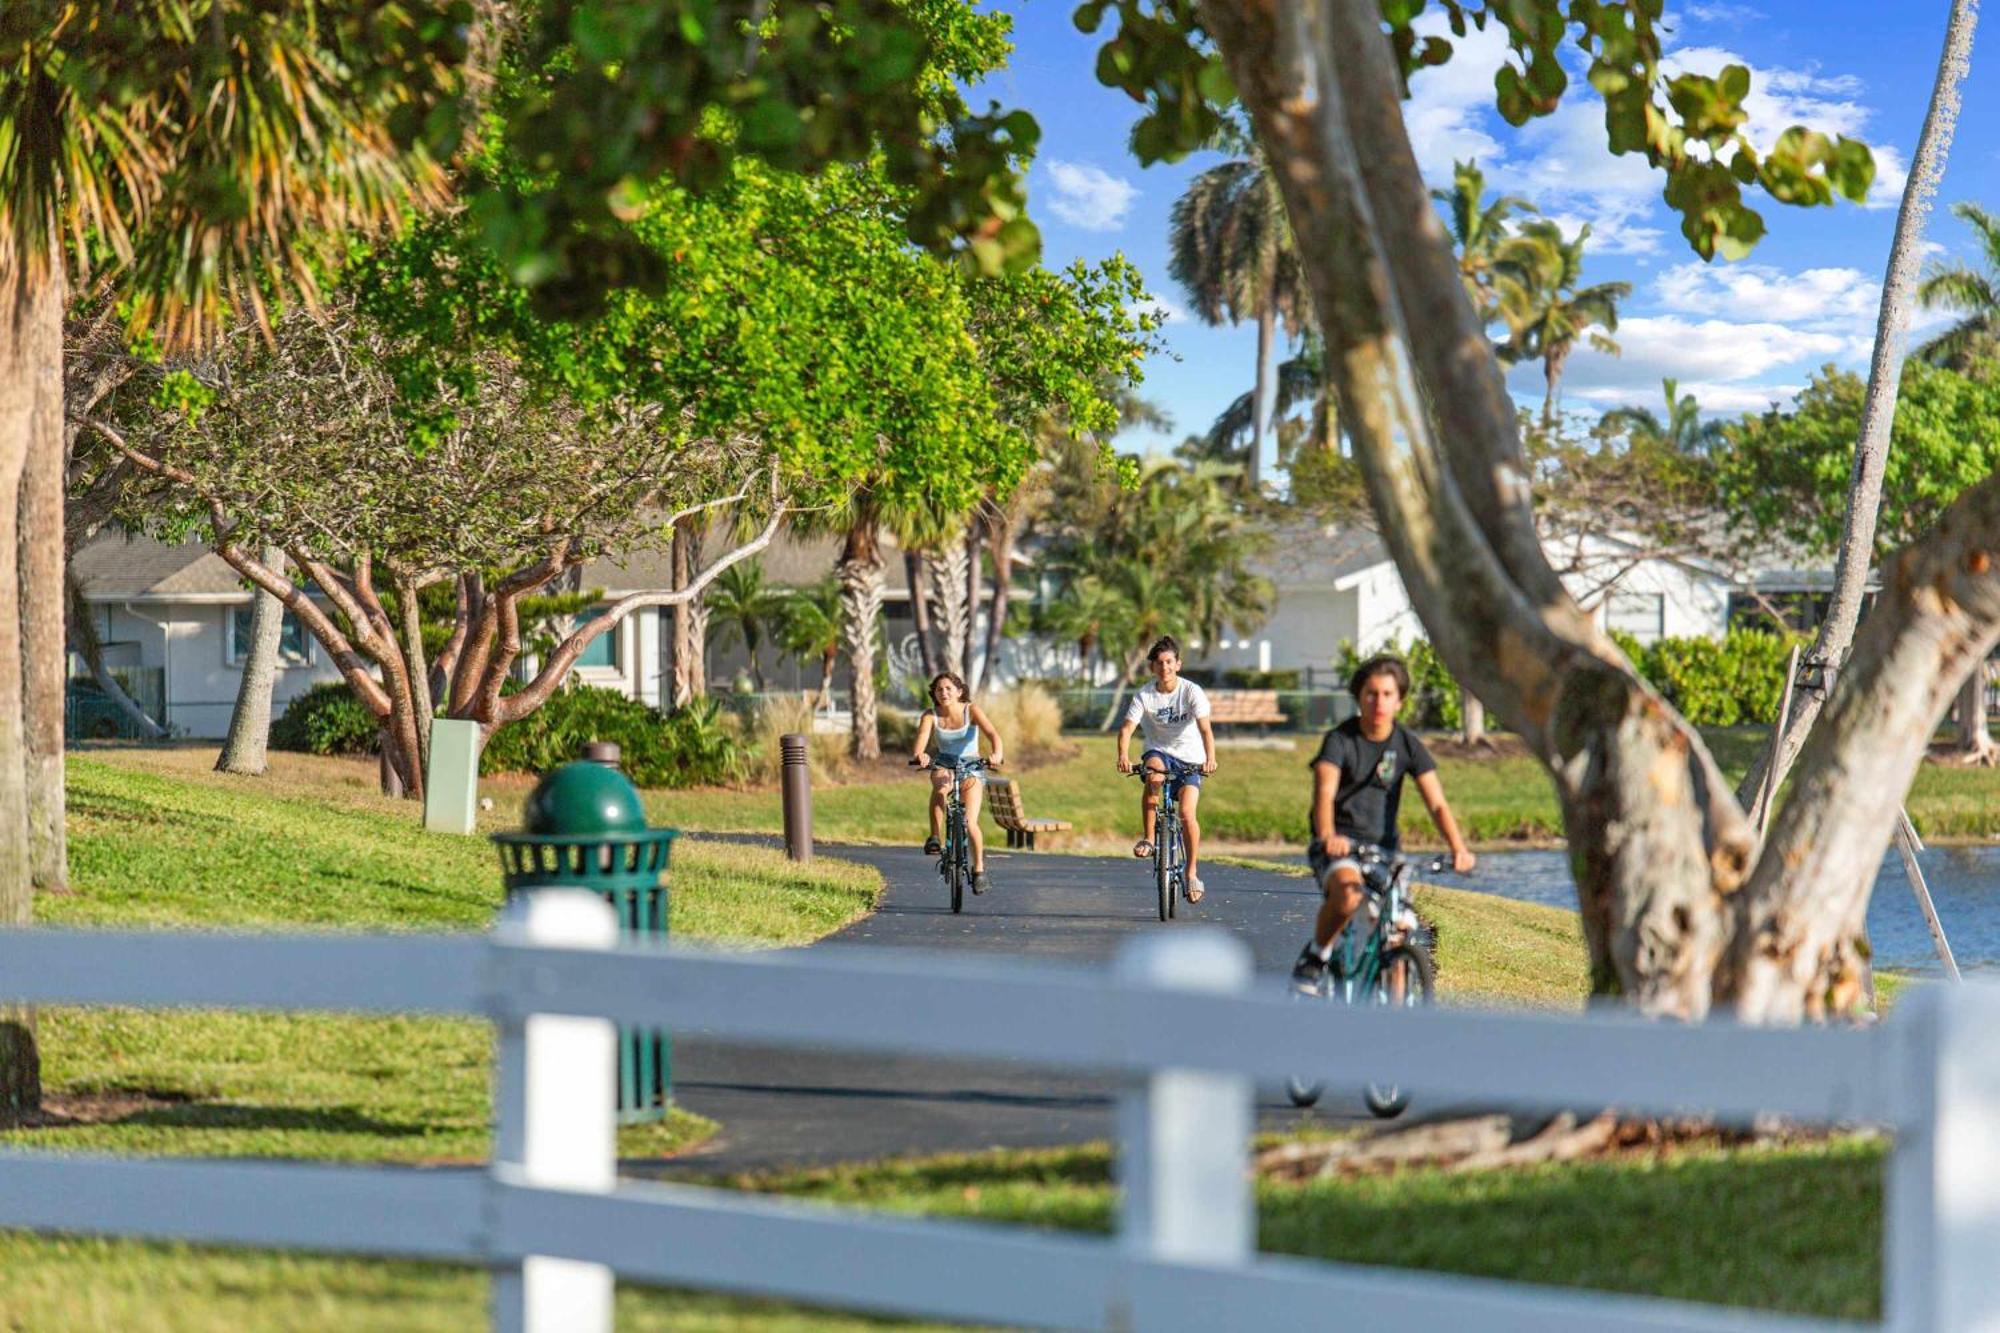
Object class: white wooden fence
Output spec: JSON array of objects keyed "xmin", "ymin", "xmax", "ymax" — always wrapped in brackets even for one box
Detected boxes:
[{"xmin": 2, "ymin": 889, "xmax": 1998, "ymax": 1332}]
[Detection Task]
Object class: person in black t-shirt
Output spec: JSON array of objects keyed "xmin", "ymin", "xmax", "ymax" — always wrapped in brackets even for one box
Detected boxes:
[{"xmin": 1292, "ymin": 653, "xmax": 1476, "ymax": 990}]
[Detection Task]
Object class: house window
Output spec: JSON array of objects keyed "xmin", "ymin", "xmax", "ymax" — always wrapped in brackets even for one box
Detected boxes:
[
  {"xmin": 574, "ymin": 607, "xmax": 619, "ymax": 669},
  {"xmin": 228, "ymin": 605, "xmax": 312, "ymax": 667},
  {"xmin": 1606, "ymin": 591, "xmax": 1666, "ymax": 643}
]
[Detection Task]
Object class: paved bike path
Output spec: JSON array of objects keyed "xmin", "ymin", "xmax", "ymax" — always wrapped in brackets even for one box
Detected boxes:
[{"xmin": 653, "ymin": 841, "xmax": 1376, "ymax": 1178}]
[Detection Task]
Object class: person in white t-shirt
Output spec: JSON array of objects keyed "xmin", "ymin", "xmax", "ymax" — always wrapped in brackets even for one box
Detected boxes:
[{"xmin": 1115, "ymin": 635, "xmax": 1218, "ymax": 902}]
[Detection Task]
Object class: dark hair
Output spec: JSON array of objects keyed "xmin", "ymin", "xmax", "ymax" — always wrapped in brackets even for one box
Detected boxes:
[
  {"xmin": 1147, "ymin": 635, "xmax": 1182, "ymax": 664},
  {"xmin": 928, "ymin": 671, "xmax": 969, "ymax": 704},
  {"xmin": 1348, "ymin": 653, "xmax": 1412, "ymax": 701}
]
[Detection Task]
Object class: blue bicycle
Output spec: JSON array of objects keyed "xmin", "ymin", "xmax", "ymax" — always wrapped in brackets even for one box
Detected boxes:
[{"xmin": 914, "ymin": 756, "xmax": 990, "ymax": 914}]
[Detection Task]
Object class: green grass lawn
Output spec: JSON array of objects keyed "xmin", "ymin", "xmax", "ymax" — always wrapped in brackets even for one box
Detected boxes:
[
  {"xmin": 4, "ymin": 754, "xmax": 881, "ymax": 1165},
  {"xmin": 0, "ymin": 745, "xmax": 1895, "ymax": 1329},
  {"xmin": 639, "ymin": 728, "xmax": 2000, "ymax": 849}
]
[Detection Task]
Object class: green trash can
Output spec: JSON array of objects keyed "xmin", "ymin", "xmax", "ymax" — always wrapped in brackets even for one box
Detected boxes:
[{"xmin": 493, "ymin": 745, "xmax": 678, "ymax": 1124}]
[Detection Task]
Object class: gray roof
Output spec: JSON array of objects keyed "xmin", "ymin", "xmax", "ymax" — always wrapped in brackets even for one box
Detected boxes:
[
  {"xmin": 72, "ymin": 531, "xmax": 250, "ymax": 602},
  {"xmin": 1255, "ymin": 521, "xmax": 1392, "ymax": 589},
  {"xmin": 577, "ymin": 531, "xmax": 914, "ymax": 597}
]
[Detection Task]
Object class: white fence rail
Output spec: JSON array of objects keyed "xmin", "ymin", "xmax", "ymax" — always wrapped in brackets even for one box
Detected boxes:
[{"xmin": 2, "ymin": 889, "xmax": 1997, "ymax": 1332}]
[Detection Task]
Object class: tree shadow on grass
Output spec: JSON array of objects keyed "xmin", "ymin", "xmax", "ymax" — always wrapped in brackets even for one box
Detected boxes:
[{"xmin": 12, "ymin": 1091, "xmax": 438, "ymax": 1140}]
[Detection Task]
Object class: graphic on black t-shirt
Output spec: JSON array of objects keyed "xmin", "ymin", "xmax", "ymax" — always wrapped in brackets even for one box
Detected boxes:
[{"xmin": 1308, "ymin": 718, "xmax": 1436, "ymax": 850}]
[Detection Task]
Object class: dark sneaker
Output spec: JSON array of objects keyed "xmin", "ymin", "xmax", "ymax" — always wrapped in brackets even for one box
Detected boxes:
[
  {"xmin": 924, "ymin": 837, "xmax": 942, "ymax": 857},
  {"xmin": 971, "ymin": 870, "xmax": 989, "ymax": 894},
  {"xmin": 1291, "ymin": 945, "xmax": 1328, "ymax": 996}
]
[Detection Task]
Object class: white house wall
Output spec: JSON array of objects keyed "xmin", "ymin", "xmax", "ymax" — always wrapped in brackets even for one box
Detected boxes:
[{"xmin": 107, "ymin": 602, "xmax": 346, "ymax": 739}]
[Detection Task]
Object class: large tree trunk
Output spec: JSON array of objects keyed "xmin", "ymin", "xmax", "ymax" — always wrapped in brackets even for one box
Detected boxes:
[
  {"xmin": 929, "ymin": 540, "xmax": 970, "ymax": 683},
  {"xmin": 0, "ymin": 258, "xmax": 59, "ymax": 1118},
  {"xmin": 216, "ymin": 547, "xmax": 286, "ymax": 775},
  {"xmin": 1250, "ymin": 300, "xmax": 1274, "ymax": 491},
  {"xmin": 1721, "ymin": 478, "xmax": 2000, "ymax": 1019},
  {"xmin": 837, "ymin": 517, "xmax": 885, "ymax": 761},
  {"xmin": 669, "ymin": 520, "xmax": 698, "ymax": 708},
  {"xmin": 1950, "ymin": 662, "xmax": 1996, "ymax": 764},
  {"xmin": 682, "ymin": 522, "xmax": 708, "ymax": 701},
  {"xmin": 1738, "ymin": 0, "xmax": 1980, "ymax": 827},
  {"xmin": 905, "ymin": 549, "xmax": 939, "ymax": 679},
  {"xmin": 20, "ymin": 279, "xmax": 63, "ymax": 894},
  {"xmin": 980, "ymin": 515, "xmax": 1017, "ymax": 689},
  {"xmin": 1207, "ymin": 0, "xmax": 1753, "ymax": 1016}
]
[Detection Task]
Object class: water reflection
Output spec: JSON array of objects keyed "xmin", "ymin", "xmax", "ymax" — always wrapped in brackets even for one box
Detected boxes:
[{"xmin": 1467, "ymin": 845, "xmax": 2000, "ymax": 977}]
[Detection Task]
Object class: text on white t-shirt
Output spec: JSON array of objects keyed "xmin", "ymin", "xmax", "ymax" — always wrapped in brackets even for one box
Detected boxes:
[{"xmin": 1125, "ymin": 678, "xmax": 1211, "ymax": 764}]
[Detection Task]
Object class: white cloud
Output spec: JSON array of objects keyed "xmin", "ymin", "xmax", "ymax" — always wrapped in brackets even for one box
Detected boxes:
[
  {"xmin": 1652, "ymin": 262, "xmax": 1877, "ymax": 327},
  {"xmin": 1403, "ymin": 17, "xmax": 1513, "ymax": 185},
  {"xmin": 1528, "ymin": 314, "xmax": 1850, "ymax": 413},
  {"xmin": 1681, "ymin": 2, "xmax": 1765, "ymax": 26},
  {"xmin": 1042, "ymin": 161, "xmax": 1138, "ymax": 232}
]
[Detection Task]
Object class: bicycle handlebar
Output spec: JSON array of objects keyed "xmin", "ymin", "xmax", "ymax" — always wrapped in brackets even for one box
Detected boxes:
[{"xmin": 910, "ymin": 756, "xmax": 994, "ymax": 772}]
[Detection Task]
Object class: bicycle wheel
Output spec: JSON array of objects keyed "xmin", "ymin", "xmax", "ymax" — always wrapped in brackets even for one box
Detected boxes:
[
  {"xmin": 1285, "ymin": 967, "xmax": 1336, "ymax": 1107},
  {"xmin": 946, "ymin": 812, "xmax": 966, "ymax": 914},
  {"xmin": 1362, "ymin": 942, "xmax": 1435, "ymax": 1119},
  {"xmin": 1153, "ymin": 817, "xmax": 1174, "ymax": 922},
  {"xmin": 1166, "ymin": 832, "xmax": 1180, "ymax": 919}
]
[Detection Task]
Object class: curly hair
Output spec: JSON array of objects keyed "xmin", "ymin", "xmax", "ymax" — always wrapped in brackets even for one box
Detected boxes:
[
  {"xmin": 1146, "ymin": 635, "xmax": 1182, "ymax": 664},
  {"xmin": 928, "ymin": 671, "xmax": 969, "ymax": 705}
]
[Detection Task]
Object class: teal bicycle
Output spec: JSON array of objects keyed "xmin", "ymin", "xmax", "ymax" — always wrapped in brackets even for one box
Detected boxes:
[
  {"xmin": 1287, "ymin": 846, "xmax": 1445, "ymax": 1117},
  {"xmin": 1129, "ymin": 766, "xmax": 1189, "ymax": 921},
  {"xmin": 914, "ymin": 756, "xmax": 991, "ymax": 914}
]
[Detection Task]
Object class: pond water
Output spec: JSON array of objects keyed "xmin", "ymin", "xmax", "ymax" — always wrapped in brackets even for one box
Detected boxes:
[{"xmin": 1470, "ymin": 844, "xmax": 2000, "ymax": 978}]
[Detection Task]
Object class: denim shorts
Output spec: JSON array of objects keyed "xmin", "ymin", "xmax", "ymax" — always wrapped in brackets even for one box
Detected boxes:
[{"xmin": 1141, "ymin": 749, "xmax": 1204, "ymax": 788}]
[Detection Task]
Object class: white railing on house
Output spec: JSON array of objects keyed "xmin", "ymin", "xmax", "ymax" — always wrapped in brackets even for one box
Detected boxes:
[{"xmin": 2, "ymin": 891, "xmax": 1998, "ymax": 1333}]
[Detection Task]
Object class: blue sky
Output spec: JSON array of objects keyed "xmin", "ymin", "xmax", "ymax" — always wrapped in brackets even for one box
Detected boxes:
[{"xmin": 970, "ymin": 1, "xmax": 2000, "ymax": 464}]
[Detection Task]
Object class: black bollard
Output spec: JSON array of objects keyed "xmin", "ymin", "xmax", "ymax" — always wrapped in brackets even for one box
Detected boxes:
[{"xmin": 780, "ymin": 733, "xmax": 813, "ymax": 862}]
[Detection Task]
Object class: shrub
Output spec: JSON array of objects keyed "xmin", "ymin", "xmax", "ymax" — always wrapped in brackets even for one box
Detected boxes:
[
  {"xmin": 480, "ymin": 687, "xmax": 744, "ymax": 788},
  {"xmin": 738, "ymin": 693, "xmax": 850, "ymax": 785},
  {"xmin": 975, "ymin": 682, "xmax": 1069, "ymax": 763},
  {"xmin": 1332, "ymin": 639, "xmax": 1461, "ymax": 730},
  {"xmin": 1616, "ymin": 628, "xmax": 1803, "ymax": 727},
  {"xmin": 271, "ymin": 683, "xmax": 379, "ymax": 756}
]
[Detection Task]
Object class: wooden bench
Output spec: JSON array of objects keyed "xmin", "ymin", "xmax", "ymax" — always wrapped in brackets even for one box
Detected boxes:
[
  {"xmin": 985, "ymin": 777, "xmax": 1073, "ymax": 851},
  {"xmin": 1207, "ymin": 689, "xmax": 1288, "ymax": 730}
]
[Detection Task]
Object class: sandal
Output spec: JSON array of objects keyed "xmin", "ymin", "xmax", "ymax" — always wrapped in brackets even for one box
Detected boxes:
[
  {"xmin": 971, "ymin": 870, "xmax": 988, "ymax": 894},
  {"xmin": 923, "ymin": 837, "xmax": 942, "ymax": 857},
  {"xmin": 1185, "ymin": 874, "xmax": 1205, "ymax": 904},
  {"xmin": 1132, "ymin": 840, "xmax": 1154, "ymax": 859}
]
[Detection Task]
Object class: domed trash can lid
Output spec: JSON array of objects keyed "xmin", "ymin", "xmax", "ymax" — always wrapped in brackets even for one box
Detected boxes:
[{"xmin": 494, "ymin": 757, "xmax": 677, "ymax": 892}]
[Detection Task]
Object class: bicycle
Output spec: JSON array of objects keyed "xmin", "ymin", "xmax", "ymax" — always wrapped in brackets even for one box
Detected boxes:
[
  {"xmin": 1287, "ymin": 845, "xmax": 1449, "ymax": 1117},
  {"xmin": 913, "ymin": 756, "xmax": 990, "ymax": 914},
  {"xmin": 1129, "ymin": 765, "xmax": 1190, "ymax": 922}
]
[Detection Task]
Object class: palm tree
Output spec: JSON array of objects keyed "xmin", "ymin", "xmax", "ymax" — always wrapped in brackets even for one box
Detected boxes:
[
  {"xmin": 1167, "ymin": 149, "xmax": 1311, "ymax": 490},
  {"xmin": 1599, "ymin": 379, "xmax": 1727, "ymax": 454},
  {"xmin": 0, "ymin": 1, "xmax": 462, "ymax": 1117},
  {"xmin": 705, "ymin": 560, "xmax": 779, "ymax": 691},
  {"xmin": 776, "ymin": 578, "xmax": 844, "ymax": 709},
  {"xmin": 1495, "ymin": 220, "xmax": 1631, "ymax": 426},
  {"xmin": 1917, "ymin": 202, "xmax": 2000, "ymax": 372},
  {"xmin": 1433, "ymin": 160, "xmax": 1538, "ymax": 325}
]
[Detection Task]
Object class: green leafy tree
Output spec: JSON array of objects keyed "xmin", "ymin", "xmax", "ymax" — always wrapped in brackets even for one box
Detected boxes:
[
  {"xmin": 1496, "ymin": 219, "xmax": 1632, "ymax": 426},
  {"xmin": 1, "ymin": 0, "xmax": 468, "ymax": 1120},
  {"xmin": 1916, "ymin": 202, "xmax": 2000, "ymax": 373},
  {"xmin": 1599, "ymin": 379, "xmax": 1727, "ymax": 456}
]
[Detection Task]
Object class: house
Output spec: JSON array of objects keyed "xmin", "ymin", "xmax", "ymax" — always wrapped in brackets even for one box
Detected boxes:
[
  {"xmin": 70, "ymin": 532, "xmax": 347, "ymax": 738},
  {"xmin": 68, "ymin": 528, "xmax": 938, "ymax": 738},
  {"xmin": 1188, "ymin": 521, "xmax": 1739, "ymax": 681}
]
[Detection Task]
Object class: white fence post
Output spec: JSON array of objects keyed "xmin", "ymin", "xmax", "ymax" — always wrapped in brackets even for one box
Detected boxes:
[
  {"xmin": 1115, "ymin": 928, "xmax": 1255, "ymax": 1312},
  {"xmin": 1885, "ymin": 981, "xmax": 2000, "ymax": 1333},
  {"xmin": 491, "ymin": 889, "xmax": 620, "ymax": 1333}
]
